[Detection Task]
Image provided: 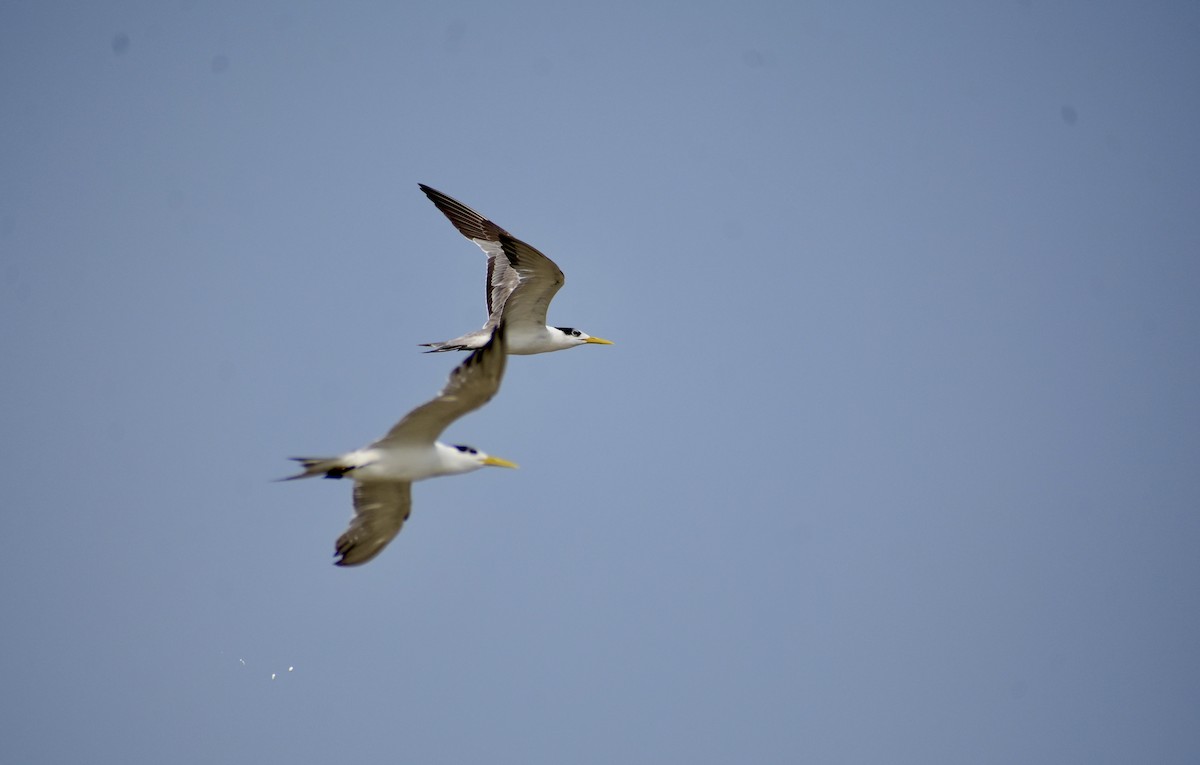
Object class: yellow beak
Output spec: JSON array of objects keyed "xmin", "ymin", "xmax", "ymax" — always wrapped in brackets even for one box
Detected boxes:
[
  {"xmin": 483, "ymin": 455, "xmax": 519, "ymax": 469},
  {"xmin": 584, "ymin": 336, "xmax": 614, "ymax": 345}
]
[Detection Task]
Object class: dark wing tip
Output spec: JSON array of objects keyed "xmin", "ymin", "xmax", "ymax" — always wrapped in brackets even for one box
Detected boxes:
[
  {"xmin": 333, "ymin": 526, "xmax": 391, "ymax": 567},
  {"xmin": 333, "ymin": 541, "xmax": 374, "ymax": 567},
  {"xmin": 418, "ymin": 184, "xmax": 510, "ymax": 241}
]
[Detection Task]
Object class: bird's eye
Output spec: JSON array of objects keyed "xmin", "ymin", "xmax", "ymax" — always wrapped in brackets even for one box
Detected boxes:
[
  {"xmin": 571, "ymin": 330, "xmax": 581, "ymax": 337},
  {"xmin": 456, "ymin": 445, "xmax": 478, "ymax": 454}
]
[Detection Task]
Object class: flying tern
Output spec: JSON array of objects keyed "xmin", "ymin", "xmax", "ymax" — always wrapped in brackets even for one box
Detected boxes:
[
  {"xmin": 418, "ymin": 184, "xmax": 613, "ymax": 355},
  {"xmin": 284, "ymin": 324, "xmax": 516, "ymax": 566}
]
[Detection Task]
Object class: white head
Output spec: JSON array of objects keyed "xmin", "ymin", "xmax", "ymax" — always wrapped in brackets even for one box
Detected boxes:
[
  {"xmin": 553, "ymin": 326, "xmax": 614, "ymax": 349},
  {"xmin": 438, "ymin": 442, "xmax": 519, "ymax": 475}
]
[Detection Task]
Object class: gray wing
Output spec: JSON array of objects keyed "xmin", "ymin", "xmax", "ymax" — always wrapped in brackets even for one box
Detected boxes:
[
  {"xmin": 497, "ymin": 235, "xmax": 565, "ymax": 330},
  {"xmin": 334, "ymin": 481, "xmax": 412, "ymax": 566},
  {"xmin": 419, "ymin": 184, "xmax": 564, "ymax": 330},
  {"xmin": 374, "ymin": 323, "xmax": 508, "ymax": 447}
]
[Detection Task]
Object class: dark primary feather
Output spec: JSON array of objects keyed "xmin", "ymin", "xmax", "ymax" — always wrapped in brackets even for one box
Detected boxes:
[{"xmin": 418, "ymin": 184, "xmax": 510, "ymax": 242}]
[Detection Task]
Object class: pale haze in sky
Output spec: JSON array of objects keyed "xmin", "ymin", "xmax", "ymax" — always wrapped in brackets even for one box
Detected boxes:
[{"xmin": 2, "ymin": 2, "xmax": 1199, "ymax": 763}]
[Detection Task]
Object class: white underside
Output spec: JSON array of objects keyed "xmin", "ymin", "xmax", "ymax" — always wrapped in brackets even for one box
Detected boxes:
[
  {"xmin": 506, "ymin": 324, "xmax": 577, "ymax": 354},
  {"xmin": 344, "ymin": 442, "xmax": 483, "ymax": 482},
  {"xmin": 443, "ymin": 323, "xmax": 575, "ymax": 355}
]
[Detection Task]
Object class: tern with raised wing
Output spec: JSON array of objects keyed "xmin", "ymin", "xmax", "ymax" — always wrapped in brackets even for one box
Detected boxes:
[{"xmin": 418, "ymin": 183, "xmax": 613, "ymax": 355}]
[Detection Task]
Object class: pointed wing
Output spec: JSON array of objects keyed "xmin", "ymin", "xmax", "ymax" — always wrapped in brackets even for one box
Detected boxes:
[
  {"xmin": 419, "ymin": 184, "xmax": 565, "ymax": 330},
  {"xmin": 374, "ymin": 324, "xmax": 508, "ymax": 448},
  {"xmin": 419, "ymin": 184, "xmax": 518, "ymax": 322},
  {"xmin": 334, "ymin": 482, "xmax": 412, "ymax": 566}
]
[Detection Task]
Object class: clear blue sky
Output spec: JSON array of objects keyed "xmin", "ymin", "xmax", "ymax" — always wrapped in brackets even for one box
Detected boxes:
[{"xmin": 3, "ymin": 2, "xmax": 1199, "ymax": 762}]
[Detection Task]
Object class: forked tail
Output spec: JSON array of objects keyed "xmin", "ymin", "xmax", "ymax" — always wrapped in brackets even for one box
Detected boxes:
[
  {"xmin": 419, "ymin": 341, "xmax": 469, "ymax": 353},
  {"xmin": 280, "ymin": 456, "xmax": 347, "ymax": 481}
]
